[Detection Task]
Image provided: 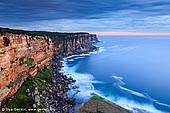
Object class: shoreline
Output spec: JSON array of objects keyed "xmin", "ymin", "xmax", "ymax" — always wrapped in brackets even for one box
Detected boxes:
[
  {"xmin": 45, "ymin": 54, "xmax": 76, "ymax": 112},
  {"xmin": 60, "ymin": 45, "xmax": 168, "ymax": 113},
  {"xmin": 61, "ymin": 47, "xmax": 132, "ymax": 113},
  {"xmin": 0, "ymin": 30, "xmax": 99, "ymax": 113},
  {"xmin": 45, "ymin": 45, "xmax": 99, "ymax": 112}
]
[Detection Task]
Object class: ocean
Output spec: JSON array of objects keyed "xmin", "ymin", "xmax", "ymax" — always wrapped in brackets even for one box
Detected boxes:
[{"xmin": 63, "ymin": 36, "xmax": 170, "ymax": 113}]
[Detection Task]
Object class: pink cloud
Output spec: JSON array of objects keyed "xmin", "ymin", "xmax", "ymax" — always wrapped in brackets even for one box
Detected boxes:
[{"xmin": 91, "ymin": 31, "xmax": 170, "ymax": 36}]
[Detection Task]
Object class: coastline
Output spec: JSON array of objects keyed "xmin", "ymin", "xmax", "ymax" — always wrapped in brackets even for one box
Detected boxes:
[
  {"xmin": 2, "ymin": 30, "xmax": 168, "ymax": 113},
  {"xmin": 62, "ymin": 46, "xmax": 143, "ymax": 113},
  {"xmin": 62, "ymin": 36, "xmax": 170, "ymax": 113},
  {"xmin": 61, "ymin": 45, "xmax": 132, "ymax": 113},
  {"xmin": 0, "ymin": 29, "xmax": 99, "ymax": 113},
  {"xmin": 45, "ymin": 43, "xmax": 99, "ymax": 112}
]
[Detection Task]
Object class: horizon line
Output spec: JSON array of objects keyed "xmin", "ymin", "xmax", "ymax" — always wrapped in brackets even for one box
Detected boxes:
[{"xmin": 91, "ymin": 31, "xmax": 170, "ymax": 36}]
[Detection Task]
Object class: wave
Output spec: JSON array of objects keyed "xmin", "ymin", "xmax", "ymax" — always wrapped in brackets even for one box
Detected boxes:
[
  {"xmin": 112, "ymin": 75, "xmax": 125, "ymax": 86},
  {"xmin": 106, "ymin": 95, "xmax": 165, "ymax": 113},
  {"xmin": 68, "ymin": 59, "xmax": 75, "ymax": 62},
  {"xmin": 63, "ymin": 63, "xmax": 98, "ymax": 100},
  {"xmin": 64, "ymin": 46, "xmax": 104, "ymax": 62},
  {"xmin": 65, "ymin": 53, "xmax": 90, "ymax": 59},
  {"xmin": 119, "ymin": 86, "xmax": 147, "ymax": 98},
  {"xmin": 107, "ymin": 45, "xmax": 121, "ymax": 49},
  {"xmin": 62, "ymin": 48, "xmax": 105, "ymax": 100},
  {"xmin": 154, "ymin": 101, "xmax": 170, "ymax": 108}
]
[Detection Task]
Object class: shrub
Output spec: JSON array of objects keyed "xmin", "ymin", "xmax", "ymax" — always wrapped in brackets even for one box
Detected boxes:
[
  {"xmin": 7, "ymin": 81, "xmax": 14, "ymax": 88},
  {"xmin": 5, "ymin": 66, "xmax": 53, "ymax": 111},
  {"xmin": 24, "ymin": 58, "xmax": 34, "ymax": 66}
]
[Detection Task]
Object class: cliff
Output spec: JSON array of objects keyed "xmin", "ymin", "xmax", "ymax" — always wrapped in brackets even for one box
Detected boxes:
[
  {"xmin": 90, "ymin": 34, "xmax": 99, "ymax": 43},
  {"xmin": 0, "ymin": 28, "xmax": 97, "ymax": 107}
]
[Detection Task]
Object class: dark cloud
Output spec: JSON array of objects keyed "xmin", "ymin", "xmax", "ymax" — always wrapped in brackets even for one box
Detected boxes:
[
  {"xmin": 0, "ymin": 0, "xmax": 170, "ymax": 31},
  {"xmin": 0, "ymin": 0, "xmax": 164, "ymax": 21}
]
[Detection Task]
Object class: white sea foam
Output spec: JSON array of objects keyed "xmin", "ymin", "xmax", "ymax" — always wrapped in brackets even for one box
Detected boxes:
[
  {"xmin": 73, "ymin": 56, "xmax": 85, "ymax": 60},
  {"xmin": 113, "ymin": 75, "xmax": 146, "ymax": 98},
  {"xmin": 112, "ymin": 75, "xmax": 124, "ymax": 80},
  {"xmin": 107, "ymin": 45, "xmax": 121, "ymax": 49},
  {"xmin": 112, "ymin": 75, "xmax": 125, "ymax": 86},
  {"xmin": 113, "ymin": 75, "xmax": 170, "ymax": 113},
  {"xmin": 119, "ymin": 86, "xmax": 147, "ymax": 98},
  {"xmin": 98, "ymin": 47, "xmax": 105, "ymax": 53},
  {"xmin": 149, "ymin": 98, "xmax": 170, "ymax": 108},
  {"xmin": 63, "ymin": 51, "xmax": 95, "ymax": 60},
  {"xmin": 68, "ymin": 59, "xmax": 74, "ymax": 62},
  {"xmin": 63, "ymin": 64, "xmax": 96, "ymax": 99},
  {"xmin": 89, "ymin": 46, "xmax": 105, "ymax": 54},
  {"xmin": 105, "ymin": 95, "xmax": 167, "ymax": 113},
  {"xmin": 65, "ymin": 53, "xmax": 90, "ymax": 60},
  {"xmin": 155, "ymin": 101, "xmax": 170, "ymax": 108}
]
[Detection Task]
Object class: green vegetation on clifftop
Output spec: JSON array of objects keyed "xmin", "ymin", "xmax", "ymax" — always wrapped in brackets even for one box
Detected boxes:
[
  {"xmin": 4, "ymin": 67, "xmax": 53, "ymax": 113},
  {"xmin": 90, "ymin": 95, "xmax": 104, "ymax": 101},
  {"xmin": 0, "ymin": 27, "xmax": 89, "ymax": 38}
]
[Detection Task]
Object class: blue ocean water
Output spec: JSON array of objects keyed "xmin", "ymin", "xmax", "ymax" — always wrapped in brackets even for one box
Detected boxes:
[{"xmin": 64, "ymin": 36, "xmax": 170, "ymax": 113}]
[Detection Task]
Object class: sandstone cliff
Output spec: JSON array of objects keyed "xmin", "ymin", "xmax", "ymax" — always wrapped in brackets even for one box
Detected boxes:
[{"xmin": 0, "ymin": 29, "xmax": 97, "ymax": 106}]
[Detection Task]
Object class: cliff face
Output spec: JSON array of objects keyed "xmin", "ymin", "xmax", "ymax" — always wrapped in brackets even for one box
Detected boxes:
[
  {"xmin": 90, "ymin": 34, "xmax": 99, "ymax": 43},
  {"xmin": 0, "ymin": 32, "xmax": 97, "ymax": 106}
]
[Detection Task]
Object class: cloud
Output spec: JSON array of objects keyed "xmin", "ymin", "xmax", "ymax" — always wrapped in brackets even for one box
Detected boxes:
[
  {"xmin": 0, "ymin": 0, "xmax": 170, "ymax": 32},
  {"xmin": 144, "ymin": 15, "xmax": 170, "ymax": 25},
  {"xmin": 2, "ymin": 13, "xmax": 170, "ymax": 32}
]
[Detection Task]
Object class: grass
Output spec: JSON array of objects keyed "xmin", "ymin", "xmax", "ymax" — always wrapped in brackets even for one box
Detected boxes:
[
  {"xmin": 24, "ymin": 58, "xmax": 34, "ymax": 66},
  {"xmin": 90, "ymin": 95, "xmax": 104, "ymax": 101},
  {"xmin": 4, "ymin": 67, "xmax": 53, "ymax": 113},
  {"xmin": 7, "ymin": 81, "xmax": 14, "ymax": 88},
  {"xmin": 19, "ymin": 56, "xmax": 25, "ymax": 62}
]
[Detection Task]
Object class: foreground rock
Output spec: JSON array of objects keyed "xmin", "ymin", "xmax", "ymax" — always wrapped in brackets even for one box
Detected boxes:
[{"xmin": 77, "ymin": 95, "xmax": 132, "ymax": 113}]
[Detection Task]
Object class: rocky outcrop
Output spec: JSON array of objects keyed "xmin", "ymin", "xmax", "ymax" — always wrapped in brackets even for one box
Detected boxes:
[
  {"xmin": 90, "ymin": 34, "xmax": 99, "ymax": 43},
  {"xmin": 77, "ymin": 95, "xmax": 132, "ymax": 113},
  {"xmin": 0, "ymin": 31, "xmax": 97, "ymax": 106}
]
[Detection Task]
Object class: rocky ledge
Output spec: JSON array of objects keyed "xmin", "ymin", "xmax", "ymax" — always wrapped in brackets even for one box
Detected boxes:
[{"xmin": 77, "ymin": 95, "xmax": 132, "ymax": 113}]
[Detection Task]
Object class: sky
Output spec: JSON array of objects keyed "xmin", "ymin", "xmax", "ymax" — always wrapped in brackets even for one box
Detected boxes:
[{"xmin": 0, "ymin": 0, "xmax": 170, "ymax": 34}]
